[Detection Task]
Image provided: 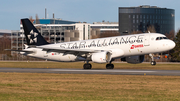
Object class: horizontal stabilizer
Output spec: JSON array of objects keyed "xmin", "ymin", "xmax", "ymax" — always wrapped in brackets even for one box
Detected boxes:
[{"xmin": 5, "ymin": 49, "xmax": 34, "ymax": 53}]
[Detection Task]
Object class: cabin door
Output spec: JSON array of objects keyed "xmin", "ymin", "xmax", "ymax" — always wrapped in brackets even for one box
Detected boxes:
[{"xmin": 144, "ymin": 35, "xmax": 150, "ymax": 46}]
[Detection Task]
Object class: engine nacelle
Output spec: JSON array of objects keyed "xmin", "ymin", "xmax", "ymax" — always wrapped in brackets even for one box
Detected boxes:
[
  {"xmin": 121, "ymin": 55, "xmax": 144, "ymax": 64},
  {"xmin": 91, "ymin": 51, "xmax": 111, "ymax": 63}
]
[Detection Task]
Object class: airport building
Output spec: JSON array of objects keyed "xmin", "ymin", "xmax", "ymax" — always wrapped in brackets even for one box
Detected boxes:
[{"xmin": 119, "ymin": 5, "xmax": 175, "ymax": 34}]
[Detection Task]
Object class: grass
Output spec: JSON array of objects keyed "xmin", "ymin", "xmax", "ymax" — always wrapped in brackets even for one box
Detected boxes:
[
  {"xmin": 0, "ymin": 61, "xmax": 180, "ymax": 70},
  {"xmin": 0, "ymin": 62, "xmax": 180, "ymax": 100},
  {"xmin": 0, "ymin": 72, "xmax": 180, "ymax": 101}
]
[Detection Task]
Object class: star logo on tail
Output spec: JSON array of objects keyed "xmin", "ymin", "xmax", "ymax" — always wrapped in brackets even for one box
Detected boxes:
[{"xmin": 27, "ymin": 30, "xmax": 38, "ymax": 44}]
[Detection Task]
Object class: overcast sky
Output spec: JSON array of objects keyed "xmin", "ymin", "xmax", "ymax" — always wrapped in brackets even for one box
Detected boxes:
[{"xmin": 0, "ymin": 0, "xmax": 179, "ymax": 32}]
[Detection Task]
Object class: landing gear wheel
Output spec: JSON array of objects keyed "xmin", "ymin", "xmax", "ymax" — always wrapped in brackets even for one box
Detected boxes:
[
  {"xmin": 83, "ymin": 63, "xmax": 92, "ymax": 69},
  {"xmin": 149, "ymin": 54, "xmax": 156, "ymax": 66},
  {"xmin": 106, "ymin": 64, "xmax": 114, "ymax": 69},
  {"xmin": 151, "ymin": 61, "xmax": 156, "ymax": 65}
]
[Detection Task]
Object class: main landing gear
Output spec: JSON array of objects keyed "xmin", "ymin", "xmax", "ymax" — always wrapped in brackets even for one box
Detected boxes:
[
  {"xmin": 83, "ymin": 61, "xmax": 114, "ymax": 69},
  {"xmin": 106, "ymin": 64, "xmax": 114, "ymax": 69},
  {"xmin": 83, "ymin": 61, "xmax": 92, "ymax": 69},
  {"xmin": 149, "ymin": 54, "xmax": 156, "ymax": 65},
  {"xmin": 106, "ymin": 60, "xmax": 114, "ymax": 69}
]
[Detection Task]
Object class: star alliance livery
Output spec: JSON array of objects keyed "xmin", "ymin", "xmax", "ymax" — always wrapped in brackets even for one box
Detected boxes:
[{"xmin": 8, "ymin": 18, "xmax": 176, "ymax": 69}]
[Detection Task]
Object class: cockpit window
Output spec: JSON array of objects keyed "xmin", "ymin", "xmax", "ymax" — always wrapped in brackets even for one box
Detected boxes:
[
  {"xmin": 156, "ymin": 37, "xmax": 168, "ymax": 40},
  {"xmin": 156, "ymin": 37, "xmax": 160, "ymax": 40}
]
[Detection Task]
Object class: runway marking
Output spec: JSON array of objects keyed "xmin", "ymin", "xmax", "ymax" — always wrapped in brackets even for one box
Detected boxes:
[{"xmin": 51, "ymin": 69, "xmax": 156, "ymax": 73}]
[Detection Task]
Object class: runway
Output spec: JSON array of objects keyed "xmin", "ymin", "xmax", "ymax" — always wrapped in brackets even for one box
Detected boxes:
[{"xmin": 0, "ymin": 68, "xmax": 180, "ymax": 76}]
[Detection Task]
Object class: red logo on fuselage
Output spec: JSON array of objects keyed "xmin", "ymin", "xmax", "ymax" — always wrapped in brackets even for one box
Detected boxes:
[{"xmin": 130, "ymin": 44, "xmax": 144, "ymax": 49}]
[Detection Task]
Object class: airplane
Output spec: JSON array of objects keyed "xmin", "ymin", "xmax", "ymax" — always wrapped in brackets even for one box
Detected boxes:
[{"xmin": 7, "ymin": 18, "xmax": 176, "ymax": 69}]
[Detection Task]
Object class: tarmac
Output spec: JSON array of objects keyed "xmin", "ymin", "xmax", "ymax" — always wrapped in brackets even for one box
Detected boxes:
[{"xmin": 0, "ymin": 68, "xmax": 180, "ymax": 76}]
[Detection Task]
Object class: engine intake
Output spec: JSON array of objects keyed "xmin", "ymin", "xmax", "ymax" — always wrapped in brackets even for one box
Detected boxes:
[{"xmin": 121, "ymin": 55, "xmax": 144, "ymax": 64}]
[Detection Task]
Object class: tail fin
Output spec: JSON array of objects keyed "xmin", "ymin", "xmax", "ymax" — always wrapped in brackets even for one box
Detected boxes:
[{"xmin": 21, "ymin": 18, "xmax": 49, "ymax": 46}]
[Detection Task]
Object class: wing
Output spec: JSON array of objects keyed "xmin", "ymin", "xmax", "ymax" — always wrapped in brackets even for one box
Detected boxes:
[
  {"xmin": 37, "ymin": 46, "xmax": 111, "ymax": 55},
  {"xmin": 37, "ymin": 46, "xmax": 124, "ymax": 60}
]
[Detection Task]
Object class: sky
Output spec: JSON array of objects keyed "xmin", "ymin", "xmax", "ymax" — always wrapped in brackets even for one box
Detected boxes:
[{"xmin": 0, "ymin": 0, "xmax": 180, "ymax": 32}]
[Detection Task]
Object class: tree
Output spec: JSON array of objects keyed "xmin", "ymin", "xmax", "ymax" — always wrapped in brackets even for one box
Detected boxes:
[
  {"xmin": 164, "ymin": 30, "xmax": 175, "ymax": 61},
  {"xmin": 165, "ymin": 30, "xmax": 175, "ymax": 40},
  {"xmin": 0, "ymin": 34, "xmax": 11, "ymax": 56},
  {"xmin": 29, "ymin": 16, "xmax": 34, "ymax": 23},
  {"xmin": 171, "ymin": 30, "xmax": 180, "ymax": 62},
  {"xmin": 35, "ymin": 14, "xmax": 40, "ymax": 24},
  {"xmin": 146, "ymin": 25, "xmax": 156, "ymax": 33},
  {"xmin": 99, "ymin": 31, "xmax": 120, "ymax": 38},
  {"xmin": 131, "ymin": 30, "xmax": 142, "ymax": 34}
]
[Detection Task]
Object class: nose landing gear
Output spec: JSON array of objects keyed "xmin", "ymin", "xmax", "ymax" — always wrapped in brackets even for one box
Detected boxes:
[
  {"xmin": 151, "ymin": 61, "xmax": 156, "ymax": 65},
  {"xmin": 149, "ymin": 54, "xmax": 156, "ymax": 66}
]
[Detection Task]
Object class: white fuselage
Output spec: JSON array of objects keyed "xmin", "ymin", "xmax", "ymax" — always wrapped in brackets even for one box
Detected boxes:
[{"xmin": 20, "ymin": 33, "xmax": 175, "ymax": 62}]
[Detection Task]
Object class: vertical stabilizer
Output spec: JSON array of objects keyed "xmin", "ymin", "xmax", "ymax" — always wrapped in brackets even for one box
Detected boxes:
[{"xmin": 21, "ymin": 18, "xmax": 49, "ymax": 46}]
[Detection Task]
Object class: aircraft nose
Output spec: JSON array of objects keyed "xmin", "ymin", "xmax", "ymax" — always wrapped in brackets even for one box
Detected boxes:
[{"xmin": 169, "ymin": 40, "xmax": 176, "ymax": 49}]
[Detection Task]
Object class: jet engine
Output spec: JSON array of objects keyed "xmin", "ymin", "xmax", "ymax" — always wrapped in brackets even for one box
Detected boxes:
[
  {"xmin": 91, "ymin": 51, "xmax": 111, "ymax": 63},
  {"xmin": 121, "ymin": 55, "xmax": 144, "ymax": 64}
]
